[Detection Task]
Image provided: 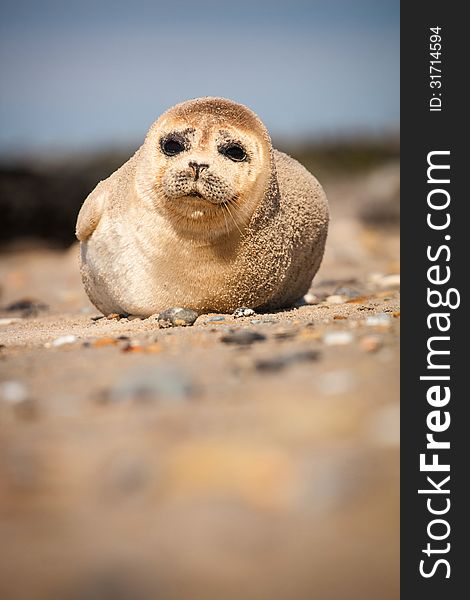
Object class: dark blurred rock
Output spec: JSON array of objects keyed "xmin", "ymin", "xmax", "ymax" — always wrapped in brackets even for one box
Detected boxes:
[
  {"xmin": 106, "ymin": 364, "xmax": 197, "ymax": 404},
  {"xmin": 221, "ymin": 330, "xmax": 266, "ymax": 346},
  {"xmin": 3, "ymin": 298, "xmax": 49, "ymax": 317},
  {"xmin": 255, "ymin": 350, "xmax": 320, "ymax": 372}
]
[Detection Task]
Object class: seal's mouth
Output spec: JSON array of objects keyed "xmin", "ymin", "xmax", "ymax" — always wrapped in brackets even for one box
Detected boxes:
[{"xmin": 188, "ymin": 191, "xmax": 203, "ymax": 198}]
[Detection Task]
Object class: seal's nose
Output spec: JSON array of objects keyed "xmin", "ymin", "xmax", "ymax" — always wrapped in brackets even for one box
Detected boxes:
[{"xmin": 189, "ymin": 161, "xmax": 209, "ymax": 180}]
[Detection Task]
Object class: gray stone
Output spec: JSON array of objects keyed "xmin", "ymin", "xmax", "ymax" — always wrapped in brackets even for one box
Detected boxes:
[
  {"xmin": 221, "ymin": 330, "xmax": 266, "ymax": 346},
  {"xmin": 49, "ymin": 334, "xmax": 78, "ymax": 347},
  {"xmin": 157, "ymin": 307, "xmax": 198, "ymax": 328},
  {"xmin": 255, "ymin": 350, "xmax": 319, "ymax": 372},
  {"xmin": 107, "ymin": 364, "xmax": 196, "ymax": 404}
]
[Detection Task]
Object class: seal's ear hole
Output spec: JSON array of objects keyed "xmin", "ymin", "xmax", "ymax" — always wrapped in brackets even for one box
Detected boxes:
[
  {"xmin": 219, "ymin": 143, "xmax": 247, "ymax": 162},
  {"xmin": 161, "ymin": 135, "xmax": 185, "ymax": 156}
]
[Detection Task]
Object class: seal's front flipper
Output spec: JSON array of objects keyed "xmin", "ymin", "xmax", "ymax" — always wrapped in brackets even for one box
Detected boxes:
[{"xmin": 76, "ymin": 181, "xmax": 107, "ymax": 241}]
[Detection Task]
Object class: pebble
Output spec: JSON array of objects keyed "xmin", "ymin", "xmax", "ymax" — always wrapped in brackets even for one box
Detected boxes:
[
  {"xmin": 250, "ymin": 319, "xmax": 274, "ymax": 325},
  {"xmin": 359, "ymin": 335, "xmax": 383, "ymax": 353},
  {"xmin": 221, "ymin": 330, "xmax": 266, "ymax": 346},
  {"xmin": 0, "ymin": 317, "xmax": 23, "ymax": 326},
  {"xmin": 255, "ymin": 350, "xmax": 320, "ymax": 372},
  {"xmin": 368, "ymin": 272, "xmax": 400, "ymax": 289},
  {"xmin": 107, "ymin": 313, "xmax": 123, "ymax": 320},
  {"xmin": 87, "ymin": 337, "xmax": 119, "ymax": 348},
  {"xmin": 107, "ymin": 364, "xmax": 196, "ymax": 403},
  {"xmin": 334, "ymin": 286, "xmax": 362, "ymax": 299},
  {"xmin": 157, "ymin": 307, "xmax": 198, "ymax": 327},
  {"xmin": 303, "ymin": 292, "xmax": 320, "ymax": 305},
  {"xmin": 273, "ymin": 330, "xmax": 297, "ymax": 340},
  {"xmin": 5, "ymin": 298, "xmax": 48, "ymax": 316},
  {"xmin": 206, "ymin": 316, "xmax": 226, "ymax": 323},
  {"xmin": 376, "ymin": 274, "xmax": 400, "ymax": 289},
  {"xmin": 322, "ymin": 331, "xmax": 354, "ymax": 346},
  {"xmin": 0, "ymin": 380, "xmax": 28, "ymax": 404},
  {"xmin": 233, "ymin": 306, "xmax": 255, "ymax": 318},
  {"xmin": 49, "ymin": 335, "xmax": 78, "ymax": 347},
  {"xmin": 121, "ymin": 342, "xmax": 161, "ymax": 354},
  {"xmin": 325, "ymin": 295, "xmax": 347, "ymax": 305},
  {"xmin": 365, "ymin": 313, "xmax": 392, "ymax": 328}
]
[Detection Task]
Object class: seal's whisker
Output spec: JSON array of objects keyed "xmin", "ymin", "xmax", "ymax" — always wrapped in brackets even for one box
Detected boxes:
[
  {"xmin": 224, "ymin": 201, "xmax": 246, "ymax": 238},
  {"xmin": 221, "ymin": 204, "xmax": 230, "ymax": 237},
  {"xmin": 227, "ymin": 198, "xmax": 251, "ymax": 227}
]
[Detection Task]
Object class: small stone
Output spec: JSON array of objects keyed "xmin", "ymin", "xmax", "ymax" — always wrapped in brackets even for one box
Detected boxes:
[
  {"xmin": 359, "ymin": 335, "xmax": 383, "ymax": 353},
  {"xmin": 0, "ymin": 317, "xmax": 23, "ymax": 326},
  {"xmin": 122, "ymin": 342, "xmax": 161, "ymax": 354},
  {"xmin": 233, "ymin": 306, "xmax": 255, "ymax": 318},
  {"xmin": 221, "ymin": 330, "xmax": 266, "ymax": 346},
  {"xmin": 323, "ymin": 331, "xmax": 354, "ymax": 346},
  {"xmin": 121, "ymin": 341, "xmax": 140, "ymax": 352},
  {"xmin": 107, "ymin": 364, "xmax": 196, "ymax": 403},
  {"xmin": 376, "ymin": 274, "xmax": 400, "ymax": 289},
  {"xmin": 206, "ymin": 316, "xmax": 226, "ymax": 323},
  {"xmin": 255, "ymin": 350, "xmax": 319, "ymax": 372},
  {"xmin": 49, "ymin": 335, "xmax": 78, "ymax": 347},
  {"xmin": 325, "ymin": 295, "xmax": 346, "ymax": 305},
  {"xmin": 334, "ymin": 287, "xmax": 362, "ymax": 299},
  {"xmin": 273, "ymin": 330, "xmax": 297, "ymax": 340},
  {"xmin": 346, "ymin": 295, "xmax": 373, "ymax": 304},
  {"xmin": 0, "ymin": 380, "xmax": 28, "ymax": 404},
  {"xmin": 107, "ymin": 313, "xmax": 122, "ymax": 320},
  {"xmin": 5, "ymin": 298, "xmax": 48, "ymax": 316},
  {"xmin": 365, "ymin": 313, "xmax": 392, "ymax": 328},
  {"xmin": 303, "ymin": 292, "xmax": 320, "ymax": 305},
  {"xmin": 157, "ymin": 307, "xmax": 198, "ymax": 328},
  {"xmin": 250, "ymin": 319, "xmax": 273, "ymax": 325},
  {"xmin": 89, "ymin": 337, "xmax": 119, "ymax": 348}
]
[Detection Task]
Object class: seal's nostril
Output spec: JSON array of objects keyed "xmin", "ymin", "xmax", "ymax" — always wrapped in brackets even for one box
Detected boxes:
[{"xmin": 189, "ymin": 162, "xmax": 209, "ymax": 180}]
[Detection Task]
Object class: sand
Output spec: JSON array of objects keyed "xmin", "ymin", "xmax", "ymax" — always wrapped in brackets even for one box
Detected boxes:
[{"xmin": 0, "ymin": 166, "xmax": 400, "ymax": 600}]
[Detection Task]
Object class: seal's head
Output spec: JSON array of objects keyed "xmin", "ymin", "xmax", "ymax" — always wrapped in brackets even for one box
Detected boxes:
[{"xmin": 136, "ymin": 97, "xmax": 273, "ymax": 241}]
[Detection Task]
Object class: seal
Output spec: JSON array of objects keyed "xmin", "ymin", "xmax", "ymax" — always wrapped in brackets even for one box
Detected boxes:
[{"xmin": 76, "ymin": 97, "xmax": 329, "ymax": 316}]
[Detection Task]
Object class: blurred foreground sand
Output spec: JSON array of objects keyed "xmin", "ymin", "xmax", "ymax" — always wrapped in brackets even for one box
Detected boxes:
[{"xmin": 0, "ymin": 163, "xmax": 399, "ymax": 600}]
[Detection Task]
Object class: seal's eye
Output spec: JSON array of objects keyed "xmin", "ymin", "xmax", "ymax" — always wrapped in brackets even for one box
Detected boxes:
[
  {"xmin": 219, "ymin": 143, "xmax": 247, "ymax": 162},
  {"xmin": 161, "ymin": 136, "xmax": 185, "ymax": 156}
]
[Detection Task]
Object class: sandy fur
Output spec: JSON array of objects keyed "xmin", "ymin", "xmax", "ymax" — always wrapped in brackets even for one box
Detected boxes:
[{"xmin": 76, "ymin": 97, "xmax": 329, "ymax": 316}]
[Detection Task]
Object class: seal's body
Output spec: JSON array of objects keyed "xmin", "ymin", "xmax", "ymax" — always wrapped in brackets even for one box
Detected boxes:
[{"xmin": 76, "ymin": 98, "xmax": 328, "ymax": 316}]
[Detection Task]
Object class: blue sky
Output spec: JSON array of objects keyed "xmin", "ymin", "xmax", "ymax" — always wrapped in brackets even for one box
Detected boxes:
[{"xmin": 0, "ymin": 1, "xmax": 399, "ymax": 156}]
